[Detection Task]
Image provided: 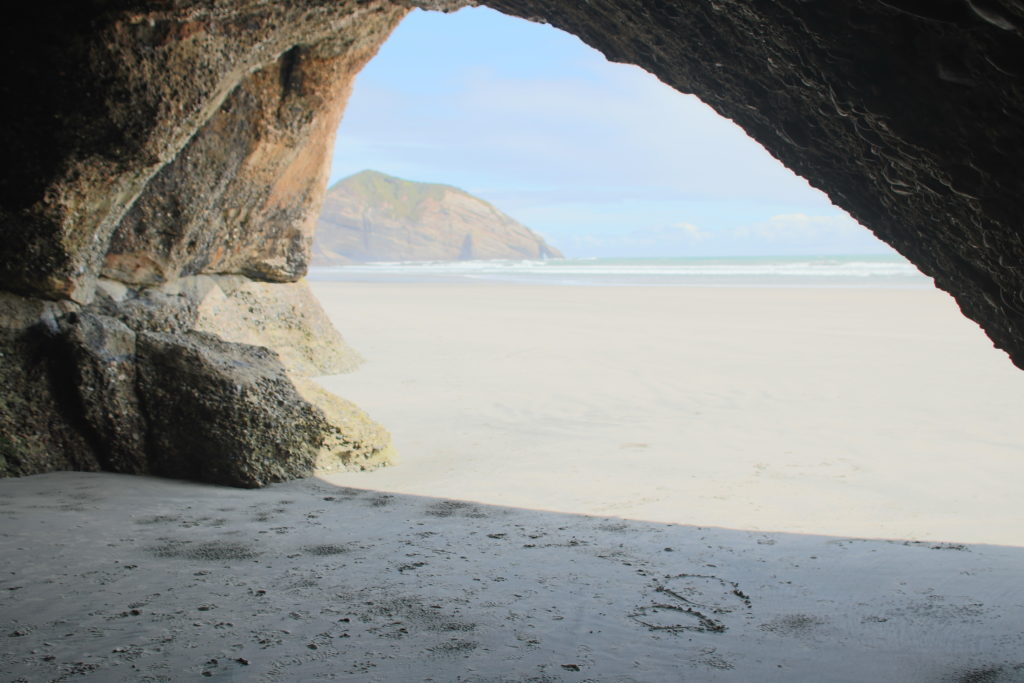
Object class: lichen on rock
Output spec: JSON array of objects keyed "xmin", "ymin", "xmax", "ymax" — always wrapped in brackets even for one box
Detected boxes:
[{"xmin": 293, "ymin": 378, "xmax": 396, "ymax": 474}]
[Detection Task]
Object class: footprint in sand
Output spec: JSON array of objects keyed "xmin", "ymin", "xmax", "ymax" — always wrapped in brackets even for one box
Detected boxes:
[
  {"xmin": 425, "ymin": 501, "xmax": 487, "ymax": 519},
  {"xmin": 658, "ymin": 574, "xmax": 752, "ymax": 615},
  {"xmin": 758, "ymin": 613, "xmax": 828, "ymax": 637},
  {"xmin": 149, "ymin": 539, "xmax": 259, "ymax": 561},
  {"xmin": 301, "ymin": 543, "xmax": 352, "ymax": 557},
  {"xmin": 946, "ymin": 664, "xmax": 1024, "ymax": 683}
]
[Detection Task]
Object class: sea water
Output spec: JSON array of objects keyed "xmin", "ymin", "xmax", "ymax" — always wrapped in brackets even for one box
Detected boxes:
[{"xmin": 308, "ymin": 255, "xmax": 931, "ymax": 289}]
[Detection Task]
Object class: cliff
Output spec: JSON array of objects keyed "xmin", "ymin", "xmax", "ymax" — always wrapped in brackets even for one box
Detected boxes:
[{"xmin": 313, "ymin": 170, "xmax": 562, "ymax": 263}]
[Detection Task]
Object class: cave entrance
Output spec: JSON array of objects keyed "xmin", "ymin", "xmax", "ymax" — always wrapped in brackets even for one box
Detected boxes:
[
  {"xmin": 309, "ymin": 7, "xmax": 1024, "ymax": 544},
  {"xmin": 319, "ymin": 7, "xmax": 896, "ymax": 262}
]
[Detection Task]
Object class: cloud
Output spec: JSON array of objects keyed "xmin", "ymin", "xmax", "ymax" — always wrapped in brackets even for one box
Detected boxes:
[
  {"xmin": 653, "ymin": 222, "xmax": 708, "ymax": 241},
  {"xmin": 733, "ymin": 213, "xmax": 882, "ymax": 245},
  {"xmin": 337, "ymin": 71, "xmax": 820, "ymax": 204},
  {"xmin": 545, "ymin": 213, "xmax": 894, "ymax": 257},
  {"xmin": 619, "ymin": 222, "xmax": 710, "ymax": 246},
  {"xmin": 330, "ymin": 9, "xmax": 830, "ymax": 207}
]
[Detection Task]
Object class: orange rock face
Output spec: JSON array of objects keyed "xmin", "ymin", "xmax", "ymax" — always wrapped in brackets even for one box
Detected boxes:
[
  {"xmin": 103, "ymin": 22, "xmax": 404, "ymax": 286},
  {"xmin": 0, "ymin": 1, "xmax": 416, "ymax": 302}
]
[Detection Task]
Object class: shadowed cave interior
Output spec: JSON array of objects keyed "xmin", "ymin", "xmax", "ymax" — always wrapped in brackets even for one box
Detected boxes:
[
  {"xmin": 1, "ymin": 0, "xmax": 1023, "ymax": 486},
  {"xmin": 3, "ymin": 4, "xmax": 1024, "ymax": 680}
]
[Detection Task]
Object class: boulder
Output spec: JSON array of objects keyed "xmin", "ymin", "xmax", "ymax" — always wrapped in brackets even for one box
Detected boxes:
[
  {"xmin": 135, "ymin": 330, "xmax": 389, "ymax": 487},
  {"xmin": 0, "ymin": 275, "xmax": 391, "ymax": 486},
  {"xmin": 55, "ymin": 312, "xmax": 148, "ymax": 474},
  {"xmin": 0, "ymin": 294, "xmax": 100, "ymax": 477}
]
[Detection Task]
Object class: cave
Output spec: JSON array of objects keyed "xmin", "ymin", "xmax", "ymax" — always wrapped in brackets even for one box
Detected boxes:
[{"xmin": 1, "ymin": 0, "xmax": 1023, "ymax": 485}]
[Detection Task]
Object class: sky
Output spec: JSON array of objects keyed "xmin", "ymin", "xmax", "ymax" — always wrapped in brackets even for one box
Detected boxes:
[{"xmin": 329, "ymin": 7, "xmax": 897, "ymax": 258}]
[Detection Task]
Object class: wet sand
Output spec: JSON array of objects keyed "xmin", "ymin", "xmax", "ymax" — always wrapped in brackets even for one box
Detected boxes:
[{"xmin": 3, "ymin": 282, "xmax": 1024, "ymax": 681}]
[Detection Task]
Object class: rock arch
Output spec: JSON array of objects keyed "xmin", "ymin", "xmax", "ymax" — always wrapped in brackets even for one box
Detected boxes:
[{"xmin": 1, "ymin": 0, "xmax": 1022, "ymax": 483}]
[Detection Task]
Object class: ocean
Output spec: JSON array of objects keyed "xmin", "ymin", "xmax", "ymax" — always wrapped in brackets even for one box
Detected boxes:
[{"xmin": 308, "ymin": 255, "xmax": 930, "ymax": 289}]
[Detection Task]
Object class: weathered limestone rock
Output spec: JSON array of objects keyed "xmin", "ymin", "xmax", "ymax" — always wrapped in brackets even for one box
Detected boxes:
[
  {"xmin": 1, "ymin": 277, "xmax": 389, "ymax": 486},
  {"xmin": 54, "ymin": 312, "xmax": 148, "ymax": 474},
  {"xmin": 92, "ymin": 274, "xmax": 364, "ymax": 374},
  {"xmin": 92, "ymin": 280, "xmax": 200, "ymax": 335},
  {"xmin": 0, "ymin": 294, "xmax": 100, "ymax": 477},
  {"xmin": 0, "ymin": 0, "xmax": 415, "ymax": 303},
  {"xmin": 191, "ymin": 277, "xmax": 362, "ymax": 377},
  {"xmin": 294, "ymin": 378, "xmax": 396, "ymax": 474},
  {"xmin": 0, "ymin": 2, "xmax": 407, "ymax": 485},
  {"xmin": 2, "ymin": 0, "xmax": 1024, "ymax": 484},
  {"xmin": 135, "ymin": 331, "xmax": 339, "ymax": 487},
  {"xmin": 102, "ymin": 31, "xmax": 393, "ymax": 287}
]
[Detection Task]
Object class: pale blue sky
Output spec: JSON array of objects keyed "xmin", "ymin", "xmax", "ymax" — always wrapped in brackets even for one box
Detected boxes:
[{"xmin": 329, "ymin": 7, "xmax": 896, "ymax": 258}]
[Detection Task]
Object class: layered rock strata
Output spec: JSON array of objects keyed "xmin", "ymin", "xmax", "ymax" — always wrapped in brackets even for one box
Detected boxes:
[{"xmin": 2, "ymin": 0, "xmax": 1024, "ymax": 484}]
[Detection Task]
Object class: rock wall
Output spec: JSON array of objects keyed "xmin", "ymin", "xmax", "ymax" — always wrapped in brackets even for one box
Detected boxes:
[
  {"xmin": 1, "ymin": 0, "xmax": 1023, "ymax": 484},
  {"xmin": 0, "ymin": 0, "xmax": 423, "ymax": 484},
  {"xmin": 102, "ymin": 31, "xmax": 383, "ymax": 286},
  {"xmin": 0, "ymin": 276, "xmax": 393, "ymax": 486},
  {"xmin": 0, "ymin": 0, "xmax": 417, "ymax": 302}
]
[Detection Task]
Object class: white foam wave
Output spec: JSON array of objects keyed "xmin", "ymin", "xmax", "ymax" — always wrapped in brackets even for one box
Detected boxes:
[{"xmin": 312, "ymin": 257, "xmax": 924, "ymax": 280}]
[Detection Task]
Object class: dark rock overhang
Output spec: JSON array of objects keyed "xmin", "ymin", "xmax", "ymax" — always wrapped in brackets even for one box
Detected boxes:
[
  {"xmin": 481, "ymin": 0, "xmax": 1024, "ymax": 370},
  {"xmin": 1, "ymin": 0, "xmax": 1021, "ymax": 483}
]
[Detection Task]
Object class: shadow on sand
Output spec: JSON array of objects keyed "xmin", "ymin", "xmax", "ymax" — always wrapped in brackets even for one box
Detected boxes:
[{"xmin": 1, "ymin": 472, "xmax": 1022, "ymax": 682}]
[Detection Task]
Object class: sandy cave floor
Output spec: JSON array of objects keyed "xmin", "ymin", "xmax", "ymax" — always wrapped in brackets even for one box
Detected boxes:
[
  {"xmin": 2, "ymin": 472, "xmax": 1024, "ymax": 682},
  {"xmin": 5, "ymin": 283, "xmax": 1024, "ymax": 681}
]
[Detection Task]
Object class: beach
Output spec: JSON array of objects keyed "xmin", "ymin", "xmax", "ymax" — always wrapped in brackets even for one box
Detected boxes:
[
  {"xmin": 315, "ymin": 281, "xmax": 1024, "ymax": 546},
  {"xmin": 3, "ymin": 279, "xmax": 1024, "ymax": 681}
]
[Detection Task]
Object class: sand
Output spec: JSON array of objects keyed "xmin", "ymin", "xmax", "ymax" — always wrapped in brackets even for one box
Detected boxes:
[
  {"xmin": 315, "ymin": 283, "xmax": 1024, "ymax": 546},
  {"xmin": 3, "ymin": 282, "xmax": 1024, "ymax": 681}
]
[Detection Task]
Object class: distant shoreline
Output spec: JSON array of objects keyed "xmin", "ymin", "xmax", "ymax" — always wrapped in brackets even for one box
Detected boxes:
[{"xmin": 308, "ymin": 254, "xmax": 932, "ymax": 289}]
